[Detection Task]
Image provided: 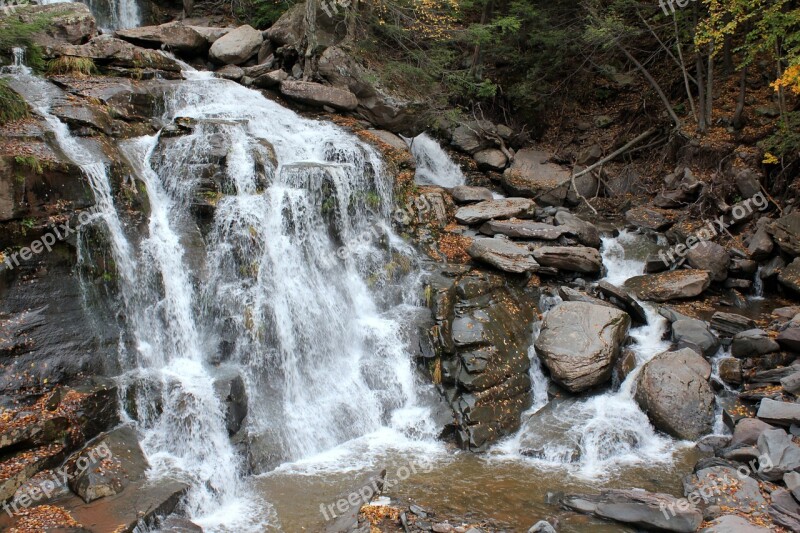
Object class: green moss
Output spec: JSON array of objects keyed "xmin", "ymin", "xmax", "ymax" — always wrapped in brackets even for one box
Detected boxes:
[
  {"xmin": 14, "ymin": 155, "xmax": 43, "ymax": 174},
  {"xmin": 46, "ymin": 56, "xmax": 96, "ymax": 76},
  {"xmin": 0, "ymin": 80, "xmax": 30, "ymax": 125},
  {"xmin": 0, "ymin": 9, "xmax": 59, "ymax": 72}
]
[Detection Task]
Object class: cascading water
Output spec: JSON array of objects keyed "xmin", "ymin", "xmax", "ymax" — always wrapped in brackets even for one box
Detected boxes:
[
  {"xmin": 39, "ymin": 0, "xmax": 140, "ymax": 31},
  {"xmin": 5, "ymin": 52, "xmax": 440, "ymax": 529},
  {"xmin": 494, "ymin": 230, "xmax": 683, "ymax": 478},
  {"xmin": 404, "ymin": 133, "xmax": 466, "ymax": 188}
]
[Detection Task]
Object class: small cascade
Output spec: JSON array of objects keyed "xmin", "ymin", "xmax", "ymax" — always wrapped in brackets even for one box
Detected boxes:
[
  {"xmin": 752, "ymin": 265, "xmax": 765, "ymax": 299},
  {"xmin": 39, "ymin": 0, "xmax": 141, "ymax": 31},
  {"xmin": 1, "ymin": 47, "xmax": 31, "ymax": 75},
  {"xmin": 493, "ymin": 231, "xmax": 681, "ymax": 479},
  {"xmin": 404, "ymin": 133, "xmax": 466, "ymax": 188}
]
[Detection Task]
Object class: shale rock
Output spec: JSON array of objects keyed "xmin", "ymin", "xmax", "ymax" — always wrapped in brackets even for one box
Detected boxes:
[{"xmin": 625, "ymin": 270, "xmax": 711, "ymax": 302}]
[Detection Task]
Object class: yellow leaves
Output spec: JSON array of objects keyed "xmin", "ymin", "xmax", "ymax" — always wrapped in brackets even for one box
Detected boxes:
[
  {"xmin": 763, "ymin": 152, "xmax": 779, "ymax": 165},
  {"xmin": 771, "ymin": 64, "xmax": 800, "ymax": 95}
]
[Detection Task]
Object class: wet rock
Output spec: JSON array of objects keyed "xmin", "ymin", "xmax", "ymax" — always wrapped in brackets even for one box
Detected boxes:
[
  {"xmin": 672, "ymin": 319, "xmax": 720, "ymax": 357},
  {"xmin": 158, "ymin": 516, "xmax": 204, "ymax": 532},
  {"xmin": 684, "ymin": 465, "xmax": 766, "ymax": 514},
  {"xmin": 760, "ymin": 255, "xmax": 785, "ymax": 280},
  {"xmin": 479, "ymin": 220, "xmax": 566, "ymax": 240},
  {"xmin": 778, "ymin": 327, "xmax": 800, "ymax": 352},
  {"xmin": 561, "ymin": 488, "xmax": 702, "ymax": 533},
  {"xmin": 467, "ymin": 238, "xmax": 539, "ymax": 274},
  {"xmin": 209, "ymin": 24, "xmax": 262, "ymax": 65},
  {"xmin": 559, "ymin": 286, "xmax": 620, "ymax": 311},
  {"xmin": 451, "ymin": 120, "xmax": 495, "ymax": 154},
  {"xmin": 767, "ymin": 211, "xmax": 800, "ymax": 256},
  {"xmin": 757, "ymin": 398, "xmax": 800, "ymax": 426},
  {"xmin": 450, "ymin": 186, "xmax": 494, "ymax": 204},
  {"xmin": 756, "ymin": 428, "xmax": 800, "ymax": 480},
  {"xmin": 731, "ymin": 329, "xmax": 780, "ymax": 358},
  {"xmin": 778, "ymin": 258, "xmax": 800, "ymax": 294},
  {"xmin": 595, "ymin": 281, "xmax": 647, "ymax": 325},
  {"xmin": 115, "ymin": 23, "xmax": 207, "ymax": 55},
  {"xmin": 500, "ymin": 149, "xmax": 571, "ymax": 206},
  {"xmin": 455, "ymin": 198, "xmax": 534, "ymax": 225},
  {"xmin": 700, "ymin": 515, "xmax": 771, "ymax": 532},
  {"xmin": 635, "ymin": 349, "xmax": 715, "ymax": 440},
  {"xmin": 710, "ymin": 312, "xmax": 756, "ymax": 337},
  {"xmin": 718, "ymin": 358, "xmax": 742, "ymax": 386},
  {"xmin": 213, "ymin": 368, "xmax": 249, "ymax": 436},
  {"xmin": 527, "ymin": 521, "xmax": 557, "ymax": 533},
  {"xmin": 532, "ymin": 246, "xmax": 602, "ymax": 274},
  {"xmin": 625, "ymin": 270, "xmax": 711, "ymax": 302},
  {"xmin": 474, "ymin": 149, "xmax": 508, "ymax": 171},
  {"xmin": 67, "ymin": 426, "xmax": 146, "ymax": 503},
  {"xmin": 625, "ymin": 206, "xmax": 677, "ymax": 231},
  {"xmin": 535, "ymin": 302, "xmax": 630, "ymax": 392}
]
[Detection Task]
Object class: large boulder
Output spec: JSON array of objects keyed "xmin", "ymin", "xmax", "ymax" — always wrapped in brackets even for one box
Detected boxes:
[
  {"xmin": 686, "ymin": 241, "xmax": 730, "ymax": 282},
  {"xmin": 731, "ymin": 329, "xmax": 780, "ymax": 358},
  {"xmin": 213, "ymin": 368, "xmax": 249, "ymax": 436},
  {"xmin": 768, "ymin": 211, "xmax": 800, "ymax": 256},
  {"xmin": 9, "ymin": 3, "xmax": 96, "ymax": 48},
  {"xmin": 468, "ymin": 238, "xmax": 539, "ymax": 274},
  {"xmin": 757, "ymin": 398, "xmax": 800, "ymax": 426},
  {"xmin": 757, "ymin": 428, "xmax": 800, "ymax": 481},
  {"xmin": 625, "ymin": 206, "xmax": 678, "ymax": 231},
  {"xmin": 474, "ymin": 148, "xmax": 508, "ymax": 171},
  {"xmin": 279, "ymin": 80, "xmax": 358, "ymax": 111},
  {"xmin": 209, "ymin": 24, "xmax": 262, "ymax": 65},
  {"xmin": 455, "ymin": 198, "xmax": 534, "ymax": 225},
  {"xmin": 500, "ymin": 149, "xmax": 574, "ymax": 206},
  {"xmin": 451, "ymin": 186, "xmax": 494, "ymax": 204},
  {"xmin": 561, "ymin": 489, "xmax": 702, "ymax": 533},
  {"xmin": 115, "ymin": 23, "xmax": 207, "ymax": 55},
  {"xmin": 634, "ymin": 349, "xmax": 715, "ymax": 440},
  {"xmin": 625, "ymin": 270, "xmax": 711, "ymax": 302},
  {"xmin": 53, "ymin": 36, "xmax": 183, "ymax": 75},
  {"xmin": 480, "ymin": 220, "xmax": 567, "ymax": 240},
  {"xmin": 534, "ymin": 302, "xmax": 630, "ymax": 392},
  {"xmin": 554, "ymin": 211, "xmax": 601, "ymax": 248},
  {"xmin": 532, "ymin": 246, "xmax": 602, "ymax": 274},
  {"xmin": 778, "ymin": 258, "xmax": 800, "ymax": 294}
]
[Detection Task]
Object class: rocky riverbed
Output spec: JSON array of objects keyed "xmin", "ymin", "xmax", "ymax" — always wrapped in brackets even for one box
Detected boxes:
[{"xmin": 2, "ymin": 2, "xmax": 800, "ymax": 533}]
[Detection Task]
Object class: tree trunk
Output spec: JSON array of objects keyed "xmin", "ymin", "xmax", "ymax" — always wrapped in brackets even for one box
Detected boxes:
[
  {"xmin": 732, "ymin": 66, "xmax": 747, "ymax": 130},
  {"xmin": 470, "ymin": 0, "xmax": 494, "ymax": 79},
  {"xmin": 303, "ymin": 0, "xmax": 319, "ymax": 80},
  {"xmin": 705, "ymin": 44, "xmax": 714, "ymax": 127},
  {"xmin": 615, "ymin": 40, "xmax": 681, "ymax": 128},
  {"xmin": 673, "ymin": 12, "xmax": 697, "ymax": 121},
  {"xmin": 696, "ymin": 49, "xmax": 707, "ymax": 133}
]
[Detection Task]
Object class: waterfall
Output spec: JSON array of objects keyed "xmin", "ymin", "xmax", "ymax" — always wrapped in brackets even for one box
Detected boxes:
[
  {"xmin": 38, "ymin": 0, "xmax": 140, "ymax": 31},
  {"xmin": 752, "ymin": 265, "xmax": 765, "ymax": 300},
  {"xmin": 404, "ymin": 133, "xmax": 466, "ymax": 188},
  {"xmin": 493, "ymin": 230, "xmax": 681, "ymax": 479}
]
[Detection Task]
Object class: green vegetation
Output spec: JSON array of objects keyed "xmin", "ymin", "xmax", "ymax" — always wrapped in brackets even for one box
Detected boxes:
[
  {"xmin": 46, "ymin": 56, "xmax": 97, "ymax": 77},
  {"xmin": 0, "ymin": 8, "xmax": 58, "ymax": 72},
  {"xmin": 0, "ymin": 80, "xmax": 29, "ymax": 124},
  {"xmin": 237, "ymin": 0, "xmax": 297, "ymax": 28},
  {"xmin": 14, "ymin": 155, "xmax": 44, "ymax": 174}
]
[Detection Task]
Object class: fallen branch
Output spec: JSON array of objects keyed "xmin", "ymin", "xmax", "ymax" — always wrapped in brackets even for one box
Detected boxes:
[{"xmin": 571, "ymin": 128, "xmax": 658, "ymax": 180}]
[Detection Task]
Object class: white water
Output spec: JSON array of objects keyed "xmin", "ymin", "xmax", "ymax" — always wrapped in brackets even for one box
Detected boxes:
[
  {"xmin": 39, "ymin": 0, "xmax": 140, "ymax": 30},
  {"xmin": 752, "ymin": 265, "xmax": 765, "ymax": 300},
  {"xmin": 404, "ymin": 133, "xmax": 466, "ymax": 188},
  {"xmin": 493, "ymin": 230, "xmax": 684, "ymax": 479}
]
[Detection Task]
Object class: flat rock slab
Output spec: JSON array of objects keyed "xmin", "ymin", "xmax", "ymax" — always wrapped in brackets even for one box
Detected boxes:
[
  {"xmin": 700, "ymin": 515, "xmax": 772, "ymax": 532},
  {"xmin": 479, "ymin": 219, "xmax": 567, "ymax": 240},
  {"xmin": 455, "ymin": 198, "xmax": 534, "ymax": 225},
  {"xmin": 280, "ymin": 80, "xmax": 358, "ymax": 111},
  {"xmin": 625, "ymin": 206, "xmax": 678, "ymax": 231},
  {"xmin": 562, "ymin": 488, "xmax": 702, "ymax": 533},
  {"xmin": 532, "ymin": 246, "xmax": 602, "ymax": 274},
  {"xmin": 710, "ymin": 311, "xmax": 757, "ymax": 337},
  {"xmin": 115, "ymin": 23, "xmax": 207, "ymax": 55},
  {"xmin": 468, "ymin": 238, "xmax": 539, "ymax": 274},
  {"xmin": 451, "ymin": 186, "xmax": 494, "ymax": 204},
  {"xmin": 500, "ymin": 149, "xmax": 572, "ymax": 206},
  {"xmin": 757, "ymin": 398, "xmax": 800, "ymax": 426},
  {"xmin": 625, "ymin": 270, "xmax": 710, "ymax": 302}
]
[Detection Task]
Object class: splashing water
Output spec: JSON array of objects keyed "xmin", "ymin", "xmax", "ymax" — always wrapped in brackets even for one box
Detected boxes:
[{"xmin": 404, "ymin": 133, "xmax": 466, "ymax": 188}]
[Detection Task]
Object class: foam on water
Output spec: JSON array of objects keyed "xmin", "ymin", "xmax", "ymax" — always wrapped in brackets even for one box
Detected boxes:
[{"xmin": 404, "ymin": 133, "xmax": 466, "ymax": 188}]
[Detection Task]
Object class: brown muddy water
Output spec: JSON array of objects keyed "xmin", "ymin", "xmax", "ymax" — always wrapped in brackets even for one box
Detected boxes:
[{"xmin": 256, "ymin": 446, "xmax": 701, "ymax": 532}]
